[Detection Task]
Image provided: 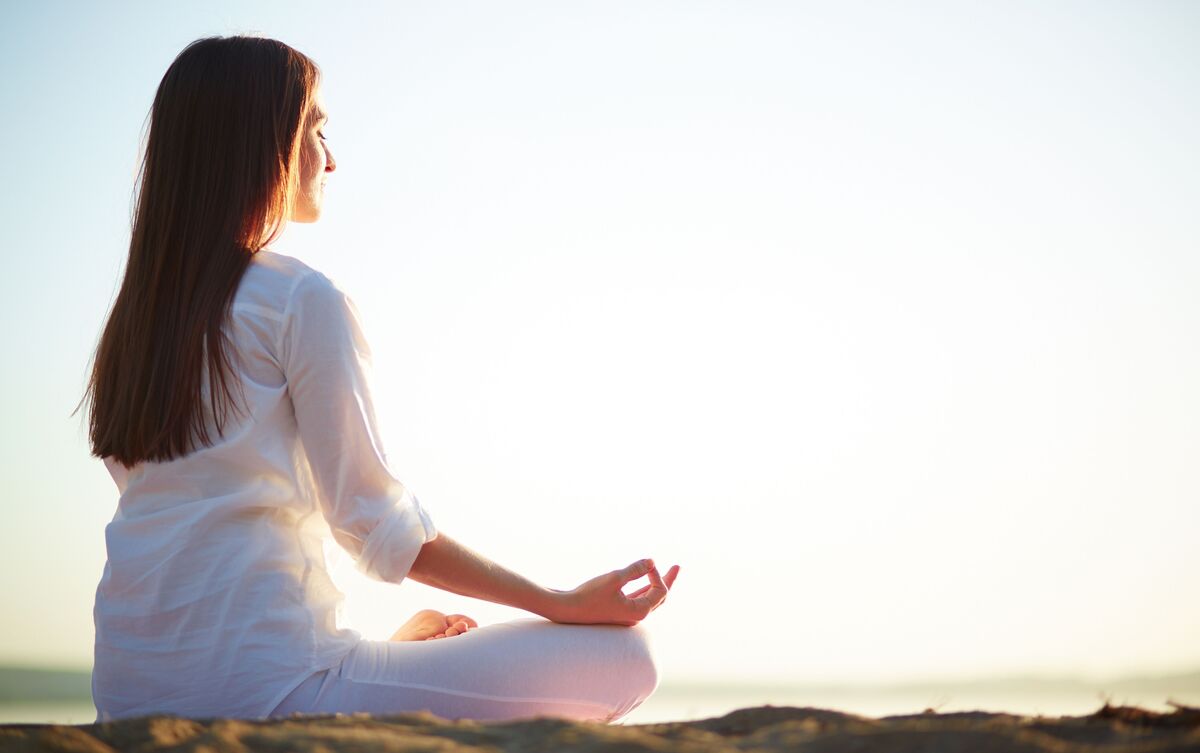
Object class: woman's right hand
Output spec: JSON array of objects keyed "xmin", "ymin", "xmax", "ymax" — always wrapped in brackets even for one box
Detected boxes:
[
  {"xmin": 546, "ymin": 559, "xmax": 680, "ymax": 626},
  {"xmin": 408, "ymin": 534, "xmax": 678, "ymax": 626}
]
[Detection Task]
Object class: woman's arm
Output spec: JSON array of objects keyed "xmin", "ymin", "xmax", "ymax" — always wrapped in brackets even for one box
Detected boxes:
[
  {"xmin": 408, "ymin": 533, "xmax": 679, "ymax": 626},
  {"xmin": 282, "ymin": 271, "xmax": 437, "ymax": 584},
  {"xmin": 279, "ymin": 270, "xmax": 679, "ymax": 623}
]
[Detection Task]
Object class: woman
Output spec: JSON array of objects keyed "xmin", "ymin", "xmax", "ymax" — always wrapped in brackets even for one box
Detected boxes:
[{"xmin": 83, "ymin": 36, "xmax": 679, "ymax": 724}]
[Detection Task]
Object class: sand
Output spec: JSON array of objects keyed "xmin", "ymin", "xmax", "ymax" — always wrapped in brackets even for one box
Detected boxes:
[{"xmin": 2, "ymin": 702, "xmax": 1198, "ymax": 752}]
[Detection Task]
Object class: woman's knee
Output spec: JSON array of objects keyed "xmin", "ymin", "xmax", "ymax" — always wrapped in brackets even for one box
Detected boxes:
[
  {"xmin": 591, "ymin": 624, "xmax": 658, "ymax": 722},
  {"xmin": 617, "ymin": 624, "xmax": 659, "ymax": 699},
  {"xmin": 550, "ymin": 623, "xmax": 658, "ymax": 710}
]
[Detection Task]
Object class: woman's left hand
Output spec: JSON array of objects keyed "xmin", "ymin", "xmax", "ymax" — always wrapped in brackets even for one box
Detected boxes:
[
  {"xmin": 389, "ymin": 609, "xmax": 479, "ymax": 641},
  {"xmin": 430, "ymin": 613, "xmax": 478, "ymax": 640}
]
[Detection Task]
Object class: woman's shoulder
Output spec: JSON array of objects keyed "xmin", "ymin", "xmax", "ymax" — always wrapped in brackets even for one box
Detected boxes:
[
  {"xmin": 237, "ymin": 249, "xmax": 339, "ymax": 320},
  {"xmin": 248, "ymin": 248, "xmax": 327, "ymax": 287}
]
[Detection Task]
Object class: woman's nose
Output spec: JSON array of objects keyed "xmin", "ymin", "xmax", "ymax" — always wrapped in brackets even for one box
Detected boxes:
[{"xmin": 325, "ymin": 144, "xmax": 337, "ymax": 173}]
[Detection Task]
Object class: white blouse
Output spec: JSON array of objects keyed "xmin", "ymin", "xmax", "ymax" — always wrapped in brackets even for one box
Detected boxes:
[{"xmin": 91, "ymin": 250, "xmax": 437, "ymax": 721}]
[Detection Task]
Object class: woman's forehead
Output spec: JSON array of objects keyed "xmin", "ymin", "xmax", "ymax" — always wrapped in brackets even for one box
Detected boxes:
[{"xmin": 309, "ymin": 92, "xmax": 328, "ymax": 122}]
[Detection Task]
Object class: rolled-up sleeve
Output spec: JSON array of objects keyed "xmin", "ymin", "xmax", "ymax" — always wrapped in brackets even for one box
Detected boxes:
[{"xmin": 279, "ymin": 270, "xmax": 436, "ymax": 583}]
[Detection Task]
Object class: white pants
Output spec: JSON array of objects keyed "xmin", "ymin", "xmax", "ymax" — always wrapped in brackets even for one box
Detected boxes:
[{"xmin": 269, "ymin": 618, "xmax": 659, "ymax": 723}]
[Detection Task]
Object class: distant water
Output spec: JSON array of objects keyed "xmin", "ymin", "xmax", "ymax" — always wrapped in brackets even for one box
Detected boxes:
[
  {"xmin": 623, "ymin": 677, "xmax": 1200, "ymax": 725},
  {"xmin": 0, "ymin": 701, "xmax": 97, "ymax": 725},
  {"xmin": 3, "ymin": 667, "xmax": 1198, "ymax": 726}
]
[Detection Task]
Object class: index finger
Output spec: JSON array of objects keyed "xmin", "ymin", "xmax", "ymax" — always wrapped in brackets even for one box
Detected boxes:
[
  {"xmin": 646, "ymin": 564, "xmax": 667, "ymax": 591},
  {"xmin": 617, "ymin": 559, "xmax": 655, "ymax": 585},
  {"xmin": 629, "ymin": 566, "xmax": 668, "ymax": 610},
  {"xmin": 628, "ymin": 564, "xmax": 680, "ymax": 600}
]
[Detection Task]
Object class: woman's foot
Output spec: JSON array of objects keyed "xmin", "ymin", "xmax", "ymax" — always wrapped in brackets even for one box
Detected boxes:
[{"xmin": 389, "ymin": 609, "xmax": 478, "ymax": 641}]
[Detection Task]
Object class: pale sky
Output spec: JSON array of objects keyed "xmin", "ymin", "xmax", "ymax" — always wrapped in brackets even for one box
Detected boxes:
[{"xmin": 1, "ymin": 0, "xmax": 1198, "ymax": 686}]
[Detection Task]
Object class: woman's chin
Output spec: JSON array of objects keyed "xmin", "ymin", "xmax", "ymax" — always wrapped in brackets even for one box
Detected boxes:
[{"xmin": 289, "ymin": 208, "xmax": 322, "ymax": 224}]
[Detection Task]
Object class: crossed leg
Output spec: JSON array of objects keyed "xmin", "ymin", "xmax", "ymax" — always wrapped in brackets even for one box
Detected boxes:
[{"xmin": 272, "ymin": 617, "xmax": 659, "ymax": 723}]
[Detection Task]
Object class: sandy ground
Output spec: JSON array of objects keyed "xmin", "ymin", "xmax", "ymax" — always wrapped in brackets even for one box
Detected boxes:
[{"xmin": 2, "ymin": 702, "xmax": 1198, "ymax": 752}]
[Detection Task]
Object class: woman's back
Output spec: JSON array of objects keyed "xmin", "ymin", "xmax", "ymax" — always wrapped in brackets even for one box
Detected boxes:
[{"xmin": 92, "ymin": 251, "xmax": 434, "ymax": 720}]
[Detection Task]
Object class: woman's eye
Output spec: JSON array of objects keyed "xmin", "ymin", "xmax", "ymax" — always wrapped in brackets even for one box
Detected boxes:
[{"xmin": 317, "ymin": 131, "xmax": 326, "ymax": 140}]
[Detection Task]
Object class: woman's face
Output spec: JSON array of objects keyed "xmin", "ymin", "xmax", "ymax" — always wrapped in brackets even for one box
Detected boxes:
[{"xmin": 291, "ymin": 89, "xmax": 336, "ymax": 223}]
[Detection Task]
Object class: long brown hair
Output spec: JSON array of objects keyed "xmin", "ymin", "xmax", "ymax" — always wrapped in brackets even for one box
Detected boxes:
[{"xmin": 83, "ymin": 36, "xmax": 319, "ymax": 467}]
